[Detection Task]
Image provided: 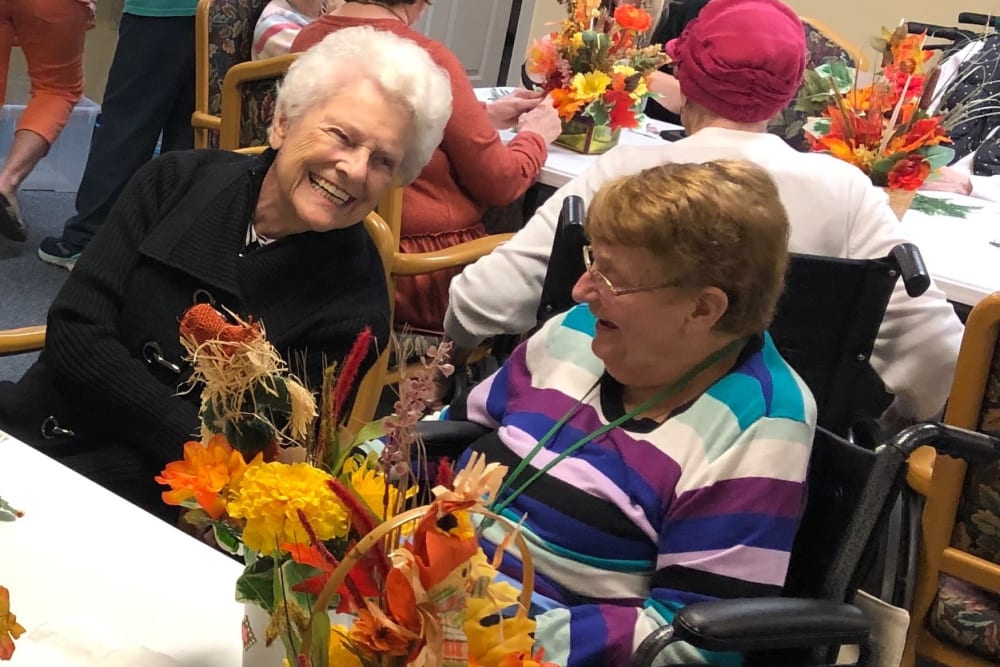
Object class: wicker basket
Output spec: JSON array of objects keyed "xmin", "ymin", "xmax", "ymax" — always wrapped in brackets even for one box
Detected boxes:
[
  {"xmin": 300, "ymin": 503, "xmax": 535, "ymax": 663},
  {"xmin": 882, "ymin": 187, "xmax": 917, "ymax": 220}
]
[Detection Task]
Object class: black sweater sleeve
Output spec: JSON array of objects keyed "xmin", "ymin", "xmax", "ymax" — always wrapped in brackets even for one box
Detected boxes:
[{"xmin": 43, "ymin": 154, "xmax": 205, "ymax": 461}]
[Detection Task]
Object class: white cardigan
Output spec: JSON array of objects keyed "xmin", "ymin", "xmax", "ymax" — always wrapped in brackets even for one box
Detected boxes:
[{"xmin": 445, "ymin": 127, "xmax": 964, "ymax": 421}]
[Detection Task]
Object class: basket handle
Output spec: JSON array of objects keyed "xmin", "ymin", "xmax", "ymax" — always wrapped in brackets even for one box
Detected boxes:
[{"xmin": 303, "ymin": 504, "xmax": 535, "ymax": 651}]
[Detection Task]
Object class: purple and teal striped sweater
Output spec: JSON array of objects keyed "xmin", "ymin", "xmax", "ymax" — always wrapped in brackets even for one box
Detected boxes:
[{"xmin": 456, "ymin": 305, "xmax": 817, "ymax": 666}]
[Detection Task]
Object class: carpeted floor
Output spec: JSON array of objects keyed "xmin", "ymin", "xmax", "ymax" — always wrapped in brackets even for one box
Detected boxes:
[{"xmin": 0, "ymin": 189, "xmax": 76, "ymax": 381}]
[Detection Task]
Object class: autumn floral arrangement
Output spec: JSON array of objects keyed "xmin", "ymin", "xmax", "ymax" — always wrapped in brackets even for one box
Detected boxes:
[
  {"xmin": 796, "ymin": 27, "xmax": 955, "ymax": 197},
  {"xmin": 156, "ymin": 304, "xmax": 552, "ymax": 667},
  {"xmin": 0, "ymin": 498, "xmax": 23, "ymax": 660},
  {"xmin": 526, "ymin": 0, "xmax": 667, "ymax": 152}
]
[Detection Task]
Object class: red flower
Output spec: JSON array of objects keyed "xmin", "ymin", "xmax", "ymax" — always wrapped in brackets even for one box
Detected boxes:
[
  {"xmin": 614, "ymin": 5, "xmax": 652, "ymax": 32},
  {"xmin": 606, "ymin": 90, "xmax": 640, "ymax": 130},
  {"xmin": 887, "ymin": 154, "xmax": 931, "ymax": 191}
]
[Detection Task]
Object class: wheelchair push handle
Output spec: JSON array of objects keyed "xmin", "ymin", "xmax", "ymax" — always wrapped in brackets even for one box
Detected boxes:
[
  {"xmin": 906, "ymin": 21, "xmax": 976, "ymax": 43},
  {"xmin": 890, "ymin": 421, "xmax": 1000, "ymax": 464},
  {"xmin": 536, "ymin": 195, "xmax": 587, "ymax": 324},
  {"xmin": 890, "ymin": 243, "xmax": 931, "ymax": 297},
  {"xmin": 958, "ymin": 12, "xmax": 1000, "ymax": 29}
]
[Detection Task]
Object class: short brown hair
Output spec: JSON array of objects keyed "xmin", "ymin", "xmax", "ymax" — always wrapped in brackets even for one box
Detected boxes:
[{"xmin": 585, "ymin": 160, "xmax": 790, "ymax": 336}]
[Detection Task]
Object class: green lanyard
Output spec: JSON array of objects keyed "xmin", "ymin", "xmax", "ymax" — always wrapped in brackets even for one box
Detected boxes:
[{"xmin": 488, "ymin": 337, "xmax": 747, "ymax": 518}]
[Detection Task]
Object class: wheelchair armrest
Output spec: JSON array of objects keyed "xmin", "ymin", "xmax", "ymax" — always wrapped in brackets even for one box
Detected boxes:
[
  {"xmin": 416, "ymin": 420, "xmax": 492, "ymax": 460},
  {"xmin": 890, "ymin": 243, "xmax": 930, "ymax": 297},
  {"xmin": 632, "ymin": 597, "xmax": 870, "ymax": 664}
]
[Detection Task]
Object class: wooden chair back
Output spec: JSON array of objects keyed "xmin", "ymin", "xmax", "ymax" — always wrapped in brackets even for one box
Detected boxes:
[{"xmin": 903, "ymin": 292, "xmax": 1000, "ymax": 667}]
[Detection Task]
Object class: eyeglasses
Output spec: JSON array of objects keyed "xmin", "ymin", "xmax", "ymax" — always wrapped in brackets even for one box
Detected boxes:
[{"xmin": 581, "ymin": 245, "xmax": 677, "ymax": 296}]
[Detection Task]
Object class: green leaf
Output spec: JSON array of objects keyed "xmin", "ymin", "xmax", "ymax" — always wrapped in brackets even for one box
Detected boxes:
[
  {"xmin": 236, "ymin": 557, "xmax": 277, "ymax": 610},
  {"xmin": 0, "ymin": 496, "xmax": 19, "ymax": 521},
  {"xmin": 278, "ymin": 558, "xmax": 323, "ymax": 612},
  {"xmin": 310, "ymin": 612, "xmax": 331, "ymax": 667},
  {"xmin": 584, "ymin": 101, "xmax": 611, "ymax": 127},
  {"xmin": 910, "ymin": 193, "xmax": 984, "ymax": 218},
  {"xmin": 350, "ymin": 420, "xmax": 387, "ymax": 448},
  {"xmin": 213, "ymin": 520, "xmax": 243, "ymax": 555},
  {"xmin": 920, "ymin": 145, "xmax": 956, "ymax": 170}
]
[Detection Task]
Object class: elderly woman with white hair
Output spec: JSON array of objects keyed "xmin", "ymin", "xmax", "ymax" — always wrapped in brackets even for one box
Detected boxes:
[{"xmin": 0, "ymin": 27, "xmax": 452, "ymax": 519}]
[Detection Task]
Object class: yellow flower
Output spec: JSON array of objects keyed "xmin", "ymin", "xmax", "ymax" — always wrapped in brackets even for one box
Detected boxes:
[
  {"xmin": 227, "ymin": 461, "xmax": 348, "ymax": 554},
  {"xmin": 612, "ymin": 64, "xmax": 636, "ymax": 78},
  {"xmin": 569, "ymin": 31, "xmax": 584, "ymax": 51},
  {"xmin": 328, "ymin": 625, "xmax": 363, "ymax": 667},
  {"xmin": 571, "ymin": 71, "xmax": 612, "ymax": 103},
  {"xmin": 343, "ymin": 458, "xmax": 415, "ymax": 522}
]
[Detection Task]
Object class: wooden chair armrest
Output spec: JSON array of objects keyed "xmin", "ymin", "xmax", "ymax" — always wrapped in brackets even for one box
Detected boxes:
[
  {"xmin": 391, "ymin": 233, "xmax": 514, "ymax": 276},
  {"xmin": 0, "ymin": 325, "xmax": 46, "ymax": 356},
  {"xmin": 906, "ymin": 445, "xmax": 936, "ymax": 496},
  {"xmin": 191, "ymin": 110, "xmax": 222, "ymax": 130}
]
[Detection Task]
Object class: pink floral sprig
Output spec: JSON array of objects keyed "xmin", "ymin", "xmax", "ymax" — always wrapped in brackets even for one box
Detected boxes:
[{"xmin": 380, "ymin": 342, "xmax": 455, "ymax": 478}]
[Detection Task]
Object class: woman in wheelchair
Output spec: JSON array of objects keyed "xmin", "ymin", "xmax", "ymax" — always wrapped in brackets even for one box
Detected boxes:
[
  {"xmin": 450, "ymin": 161, "xmax": 818, "ymax": 665},
  {"xmin": 0, "ymin": 27, "xmax": 452, "ymax": 519}
]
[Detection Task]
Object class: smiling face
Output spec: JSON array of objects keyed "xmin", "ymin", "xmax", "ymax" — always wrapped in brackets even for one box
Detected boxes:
[
  {"xmin": 263, "ymin": 76, "xmax": 413, "ymax": 237},
  {"xmin": 570, "ymin": 241, "xmax": 723, "ymax": 389}
]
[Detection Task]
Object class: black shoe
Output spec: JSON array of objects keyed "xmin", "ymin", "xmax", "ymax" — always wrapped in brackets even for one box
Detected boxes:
[
  {"xmin": 38, "ymin": 237, "xmax": 83, "ymax": 270},
  {"xmin": 0, "ymin": 192, "xmax": 26, "ymax": 242}
]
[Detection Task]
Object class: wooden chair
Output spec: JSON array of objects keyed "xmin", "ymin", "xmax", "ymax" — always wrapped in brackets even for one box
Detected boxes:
[
  {"xmin": 346, "ymin": 207, "xmax": 513, "ymax": 432},
  {"xmin": 0, "ymin": 326, "xmax": 45, "ymax": 357},
  {"xmin": 192, "ymin": 0, "xmax": 270, "ymax": 149},
  {"xmin": 903, "ymin": 292, "xmax": 1000, "ymax": 667}
]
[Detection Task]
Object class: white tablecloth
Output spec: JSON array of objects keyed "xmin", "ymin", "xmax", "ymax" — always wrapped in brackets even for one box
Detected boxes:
[
  {"xmin": 0, "ymin": 431, "xmax": 244, "ymax": 665},
  {"xmin": 902, "ymin": 191, "xmax": 1000, "ymax": 307}
]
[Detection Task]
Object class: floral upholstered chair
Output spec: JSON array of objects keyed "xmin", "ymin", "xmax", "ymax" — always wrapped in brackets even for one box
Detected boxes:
[
  {"xmin": 768, "ymin": 17, "xmax": 869, "ymax": 151},
  {"xmin": 193, "ymin": 0, "xmax": 272, "ymax": 149},
  {"xmin": 903, "ymin": 292, "xmax": 1000, "ymax": 667}
]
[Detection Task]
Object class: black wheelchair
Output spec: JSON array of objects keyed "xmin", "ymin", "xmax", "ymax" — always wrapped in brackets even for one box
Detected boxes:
[{"xmin": 419, "ymin": 196, "xmax": 1000, "ymax": 665}]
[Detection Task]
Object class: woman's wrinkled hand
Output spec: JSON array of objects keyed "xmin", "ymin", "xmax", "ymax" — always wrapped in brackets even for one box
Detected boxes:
[
  {"xmin": 516, "ymin": 98, "xmax": 563, "ymax": 144},
  {"xmin": 648, "ymin": 69, "xmax": 683, "ymax": 114},
  {"xmin": 486, "ymin": 89, "xmax": 546, "ymax": 130},
  {"xmin": 923, "ymin": 166, "xmax": 973, "ymax": 196}
]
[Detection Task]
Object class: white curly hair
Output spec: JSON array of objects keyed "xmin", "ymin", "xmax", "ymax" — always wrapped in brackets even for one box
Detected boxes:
[{"xmin": 273, "ymin": 26, "xmax": 452, "ymax": 184}]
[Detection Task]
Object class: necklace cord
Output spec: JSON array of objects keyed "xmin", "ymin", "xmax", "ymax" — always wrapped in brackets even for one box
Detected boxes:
[{"xmin": 488, "ymin": 337, "xmax": 747, "ymax": 518}]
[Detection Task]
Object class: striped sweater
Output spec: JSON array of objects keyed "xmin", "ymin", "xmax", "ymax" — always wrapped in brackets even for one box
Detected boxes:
[{"xmin": 457, "ymin": 305, "xmax": 817, "ymax": 666}]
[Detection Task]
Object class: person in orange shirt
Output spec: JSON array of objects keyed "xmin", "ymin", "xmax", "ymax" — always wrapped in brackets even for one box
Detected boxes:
[
  {"xmin": 0, "ymin": 0, "xmax": 93, "ymax": 242},
  {"xmin": 292, "ymin": 0, "xmax": 562, "ymax": 338}
]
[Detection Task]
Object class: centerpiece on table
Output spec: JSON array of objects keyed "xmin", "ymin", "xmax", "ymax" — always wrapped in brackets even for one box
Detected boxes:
[
  {"xmin": 796, "ymin": 27, "xmax": 955, "ymax": 219},
  {"xmin": 525, "ymin": 0, "xmax": 667, "ymax": 154},
  {"xmin": 156, "ymin": 304, "xmax": 553, "ymax": 667}
]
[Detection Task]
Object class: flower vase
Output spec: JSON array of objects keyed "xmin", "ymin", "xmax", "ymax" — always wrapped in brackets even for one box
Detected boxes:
[
  {"xmin": 241, "ymin": 603, "xmax": 355, "ymax": 667},
  {"xmin": 882, "ymin": 187, "xmax": 917, "ymax": 221},
  {"xmin": 554, "ymin": 115, "xmax": 621, "ymax": 155}
]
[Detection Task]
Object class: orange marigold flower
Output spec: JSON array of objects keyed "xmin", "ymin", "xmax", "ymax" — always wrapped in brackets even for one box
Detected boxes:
[
  {"xmin": 155, "ymin": 434, "xmax": 254, "ymax": 520},
  {"xmin": 348, "ymin": 607, "xmax": 415, "ymax": 657},
  {"xmin": 0, "ymin": 586, "xmax": 26, "ymax": 661},
  {"xmin": 614, "ymin": 4, "xmax": 652, "ymax": 32}
]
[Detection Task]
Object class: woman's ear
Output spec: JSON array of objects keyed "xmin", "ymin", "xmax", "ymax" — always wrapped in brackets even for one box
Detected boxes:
[
  {"xmin": 685, "ymin": 286, "xmax": 728, "ymax": 333},
  {"xmin": 268, "ymin": 113, "xmax": 288, "ymax": 150}
]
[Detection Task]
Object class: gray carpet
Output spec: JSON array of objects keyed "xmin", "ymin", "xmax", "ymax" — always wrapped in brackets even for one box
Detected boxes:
[{"xmin": 0, "ymin": 189, "xmax": 76, "ymax": 381}]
